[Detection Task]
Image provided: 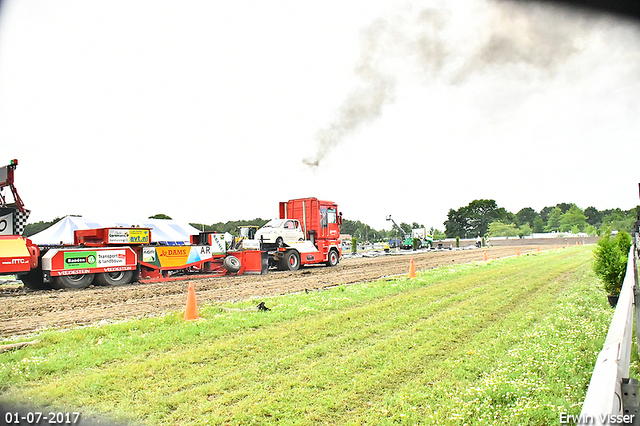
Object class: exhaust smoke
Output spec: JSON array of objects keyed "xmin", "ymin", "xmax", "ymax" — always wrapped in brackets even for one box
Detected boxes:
[{"xmin": 303, "ymin": 0, "xmax": 608, "ymax": 168}]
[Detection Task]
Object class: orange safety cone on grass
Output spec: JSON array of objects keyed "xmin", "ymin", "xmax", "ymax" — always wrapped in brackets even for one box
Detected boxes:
[
  {"xmin": 483, "ymin": 252, "xmax": 488, "ymax": 262},
  {"xmin": 516, "ymin": 248, "xmax": 521, "ymax": 256},
  {"xmin": 408, "ymin": 259, "xmax": 416, "ymax": 279},
  {"xmin": 184, "ymin": 281, "xmax": 199, "ymax": 321}
]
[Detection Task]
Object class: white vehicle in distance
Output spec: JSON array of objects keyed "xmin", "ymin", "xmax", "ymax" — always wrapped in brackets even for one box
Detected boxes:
[{"xmin": 254, "ymin": 219, "xmax": 304, "ymax": 246}]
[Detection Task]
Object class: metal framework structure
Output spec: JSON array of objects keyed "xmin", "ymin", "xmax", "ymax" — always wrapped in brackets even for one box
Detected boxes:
[{"xmin": 0, "ymin": 159, "xmax": 26, "ymax": 213}]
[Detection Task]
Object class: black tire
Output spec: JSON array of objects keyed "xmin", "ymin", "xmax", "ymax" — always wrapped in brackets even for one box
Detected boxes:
[
  {"xmin": 275, "ymin": 237, "xmax": 284, "ymax": 248},
  {"xmin": 52, "ymin": 273, "xmax": 95, "ymax": 289},
  {"xmin": 326, "ymin": 249, "xmax": 339, "ymax": 267},
  {"xmin": 94, "ymin": 270, "xmax": 134, "ymax": 286},
  {"xmin": 223, "ymin": 255, "xmax": 241, "ymax": 273},
  {"xmin": 18, "ymin": 266, "xmax": 50, "ymax": 290},
  {"xmin": 279, "ymin": 250, "xmax": 300, "ymax": 271}
]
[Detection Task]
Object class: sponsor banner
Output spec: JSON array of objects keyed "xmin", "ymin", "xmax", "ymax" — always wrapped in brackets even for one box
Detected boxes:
[
  {"xmin": 0, "ymin": 256, "xmax": 30, "ymax": 273},
  {"xmin": 153, "ymin": 246, "xmax": 215, "ymax": 268},
  {"xmin": 209, "ymin": 234, "xmax": 226, "ymax": 254},
  {"xmin": 97, "ymin": 250, "xmax": 127, "ymax": 267},
  {"xmin": 58, "ymin": 269, "xmax": 91, "ymax": 276},
  {"xmin": 103, "ymin": 266, "xmax": 134, "ymax": 272},
  {"xmin": 129, "ymin": 229, "xmax": 150, "ymax": 243},
  {"xmin": 156, "ymin": 246, "xmax": 190, "ymax": 268},
  {"xmin": 108, "ymin": 229, "xmax": 129, "ymax": 244},
  {"xmin": 142, "ymin": 247, "xmax": 156, "ymax": 263},
  {"xmin": 108, "ymin": 228, "xmax": 150, "ymax": 244},
  {"xmin": 51, "ymin": 266, "xmax": 135, "ymax": 276},
  {"xmin": 187, "ymin": 246, "xmax": 214, "ymax": 264},
  {"xmin": 64, "ymin": 251, "xmax": 97, "ymax": 269},
  {"xmin": 61, "ymin": 249, "xmax": 131, "ymax": 270}
]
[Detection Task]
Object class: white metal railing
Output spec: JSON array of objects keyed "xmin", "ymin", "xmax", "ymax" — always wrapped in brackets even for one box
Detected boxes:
[{"xmin": 579, "ymin": 240, "xmax": 639, "ymax": 425}]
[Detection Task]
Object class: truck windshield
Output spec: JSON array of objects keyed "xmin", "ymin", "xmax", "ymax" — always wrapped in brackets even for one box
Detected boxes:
[{"xmin": 262, "ymin": 219, "xmax": 286, "ymax": 228}]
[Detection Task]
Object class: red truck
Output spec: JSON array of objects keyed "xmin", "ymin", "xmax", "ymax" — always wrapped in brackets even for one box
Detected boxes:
[
  {"xmin": 258, "ymin": 198, "xmax": 343, "ymax": 271},
  {"xmin": 0, "ymin": 160, "xmax": 343, "ymax": 289}
]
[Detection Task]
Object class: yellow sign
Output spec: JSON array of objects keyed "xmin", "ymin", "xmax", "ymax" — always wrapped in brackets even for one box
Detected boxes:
[
  {"xmin": 155, "ymin": 247, "xmax": 190, "ymax": 268},
  {"xmin": 129, "ymin": 229, "xmax": 150, "ymax": 244}
]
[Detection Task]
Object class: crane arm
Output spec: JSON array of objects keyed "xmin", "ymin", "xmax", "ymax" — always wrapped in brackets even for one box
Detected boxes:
[{"xmin": 385, "ymin": 215, "xmax": 410, "ymax": 239}]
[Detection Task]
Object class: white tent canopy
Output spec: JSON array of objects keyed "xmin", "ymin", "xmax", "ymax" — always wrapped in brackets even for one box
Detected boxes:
[{"xmin": 29, "ymin": 216, "xmax": 201, "ymax": 245}]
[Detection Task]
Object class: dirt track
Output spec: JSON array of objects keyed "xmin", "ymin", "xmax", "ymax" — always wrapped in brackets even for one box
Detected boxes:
[{"xmin": 0, "ymin": 245, "xmax": 562, "ymax": 337}]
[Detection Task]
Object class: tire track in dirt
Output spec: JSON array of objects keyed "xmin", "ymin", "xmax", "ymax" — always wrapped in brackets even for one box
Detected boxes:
[{"xmin": 0, "ymin": 245, "xmax": 560, "ymax": 337}]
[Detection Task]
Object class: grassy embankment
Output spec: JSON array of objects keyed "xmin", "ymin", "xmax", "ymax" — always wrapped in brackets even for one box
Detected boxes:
[{"xmin": 0, "ymin": 247, "xmax": 615, "ymax": 425}]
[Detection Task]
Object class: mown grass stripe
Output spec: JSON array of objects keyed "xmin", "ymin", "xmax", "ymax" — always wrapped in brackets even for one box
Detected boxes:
[{"xmin": 1, "ymin": 247, "xmax": 610, "ymax": 426}]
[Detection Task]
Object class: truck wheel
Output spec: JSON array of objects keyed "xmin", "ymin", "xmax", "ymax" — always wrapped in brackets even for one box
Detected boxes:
[
  {"xmin": 19, "ymin": 267, "xmax": 49, "ymax": 290},
  {"xmin": 94, "ymin": 270, "xmax": 134, "ymax": 286},
  {"xmin": 326, "ymin": 249, "xmax": 339, "ymax": 267},
  {"xmin": 52, "ymin": 274, "xmax": 95, "ymax": 289},
  {"xmin": 223, "ymin": 255, "xmax": 241, "ymax": 273},
  {"xmin": 276, "ymin": 237, "xmax": 284, "ymax": 247},
  {"xmin": 279, "ymin": 250, "xmax": 300, "ymax": 271}
]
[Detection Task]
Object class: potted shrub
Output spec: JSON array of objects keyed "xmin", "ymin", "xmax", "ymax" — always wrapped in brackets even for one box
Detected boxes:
[{"xmin": 592, "ymin": 231, "xmax": 632, "ymax": 307}]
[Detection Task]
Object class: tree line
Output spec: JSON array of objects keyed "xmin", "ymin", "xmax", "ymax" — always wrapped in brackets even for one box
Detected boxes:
[
  {"xmin": 444, "ymin": 199, "xmax": 638, "ymax": 239},
  {"xmin": 22, "ymin": 201, "xmax": 638, "ymax": 241}
]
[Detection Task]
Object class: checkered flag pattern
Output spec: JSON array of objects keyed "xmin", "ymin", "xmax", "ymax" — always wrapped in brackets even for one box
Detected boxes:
[{"xmin": 14, "ymin": 209, "xmax": 30, "ymax": 236}]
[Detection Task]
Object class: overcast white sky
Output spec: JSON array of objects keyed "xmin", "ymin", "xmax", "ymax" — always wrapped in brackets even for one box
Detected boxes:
[{"xmin": 1, "ymin": 0, "xmax": 639, "ymax": 231}]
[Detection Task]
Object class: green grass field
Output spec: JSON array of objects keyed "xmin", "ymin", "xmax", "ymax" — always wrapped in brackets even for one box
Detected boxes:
[{"xmin": 0, "ymin": 247, "xmax": 615, "ymax": 425}]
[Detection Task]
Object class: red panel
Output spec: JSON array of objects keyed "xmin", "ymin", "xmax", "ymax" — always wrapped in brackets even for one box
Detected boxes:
[{"xmin": 241, "ymin": 250, "xmax": 263, "ymax": 273}]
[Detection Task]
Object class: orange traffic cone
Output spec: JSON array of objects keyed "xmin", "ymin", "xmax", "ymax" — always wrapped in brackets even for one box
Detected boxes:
[
  {"xmin": 537, "ymin": 246, "xmax": 540, "ymax": 252},
  {"xmin": 517, "ymin": 248, "xmax": 521, "ymax": 256},
  {"xmin": 483, "ymin": 252, "xmax": 488, "ymax": 261},
  {"xmin": 408, "ymin": 259, "xmax": 416, "ymax": 279},
  {"xmin": 184, "ymin": 281, "xmax": 199, "ymax": 321}
]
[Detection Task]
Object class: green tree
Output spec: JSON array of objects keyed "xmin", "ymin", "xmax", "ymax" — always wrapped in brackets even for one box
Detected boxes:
[
  {"xmin": 616, "ymin": 230, "xmax": 632, "ymax": 255},
  {"xmin": 601, "ymin": 208, "xmax": 637, "ymax": 233},
  {"xmin": 559, "ymin": 205, "xmax": 587, "ymax": 232},
  {"xmin": 556, "ymin": 203, "xmax": 573, "ymax": 214},
  {"xmin": 399, "ymin": 222, "xmax": 412, "ymax": 235},
  {"xmin": 432, "ymin": 228, "xmax": 446, "ymax": 239},
  {"xmin": 445, "ymin": 199, "xmax": 504, "ymax": 238},
  {"xmin": 149, "ymin": 214, "xmax": 172, "ymax": 220},
  {"xmin": 488, "ymin": 221, "xmax": 519, "ymax": 237},
  {"xmin": 539, "ymin": 206, "xmax": 554, "ymax": 223},
  {"xmin": 444, "ymin": 208, "xmax": 469, "ymax": 238},
  {"xmin": 584, "ymin": 224, "xmax": 598, "ymax": 236},
  {"xmin": 593, "ymin": 231, "xmax": 631, "ymax": 295},
  {"xmin": 197, "ymin": 218, "xmax": 268, "ymax": 234},
  {"xmin": 544, "ymin": 207, "xmax": 562, "ymax": 232},
  {"xmin": 519, "ymin": 223, "xmax": 532, "ymax": 237},
  {"xmin": 532, "ymin": 216, "xmax": 544, "ymax": 233},
  {"xmin": 584, "ymin": 206, "xmax": 602, "ymax": 227},
  {"xmin": 467, "ymin": 199, "xmax": 501, "ymax": 237},
  {"xmin": 540, "ymin": 203, "xmax": 571, "ymax": 223},
  {"xmin": 515, "ymin": 207, "xmax": 538, "ymax": 228}
]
